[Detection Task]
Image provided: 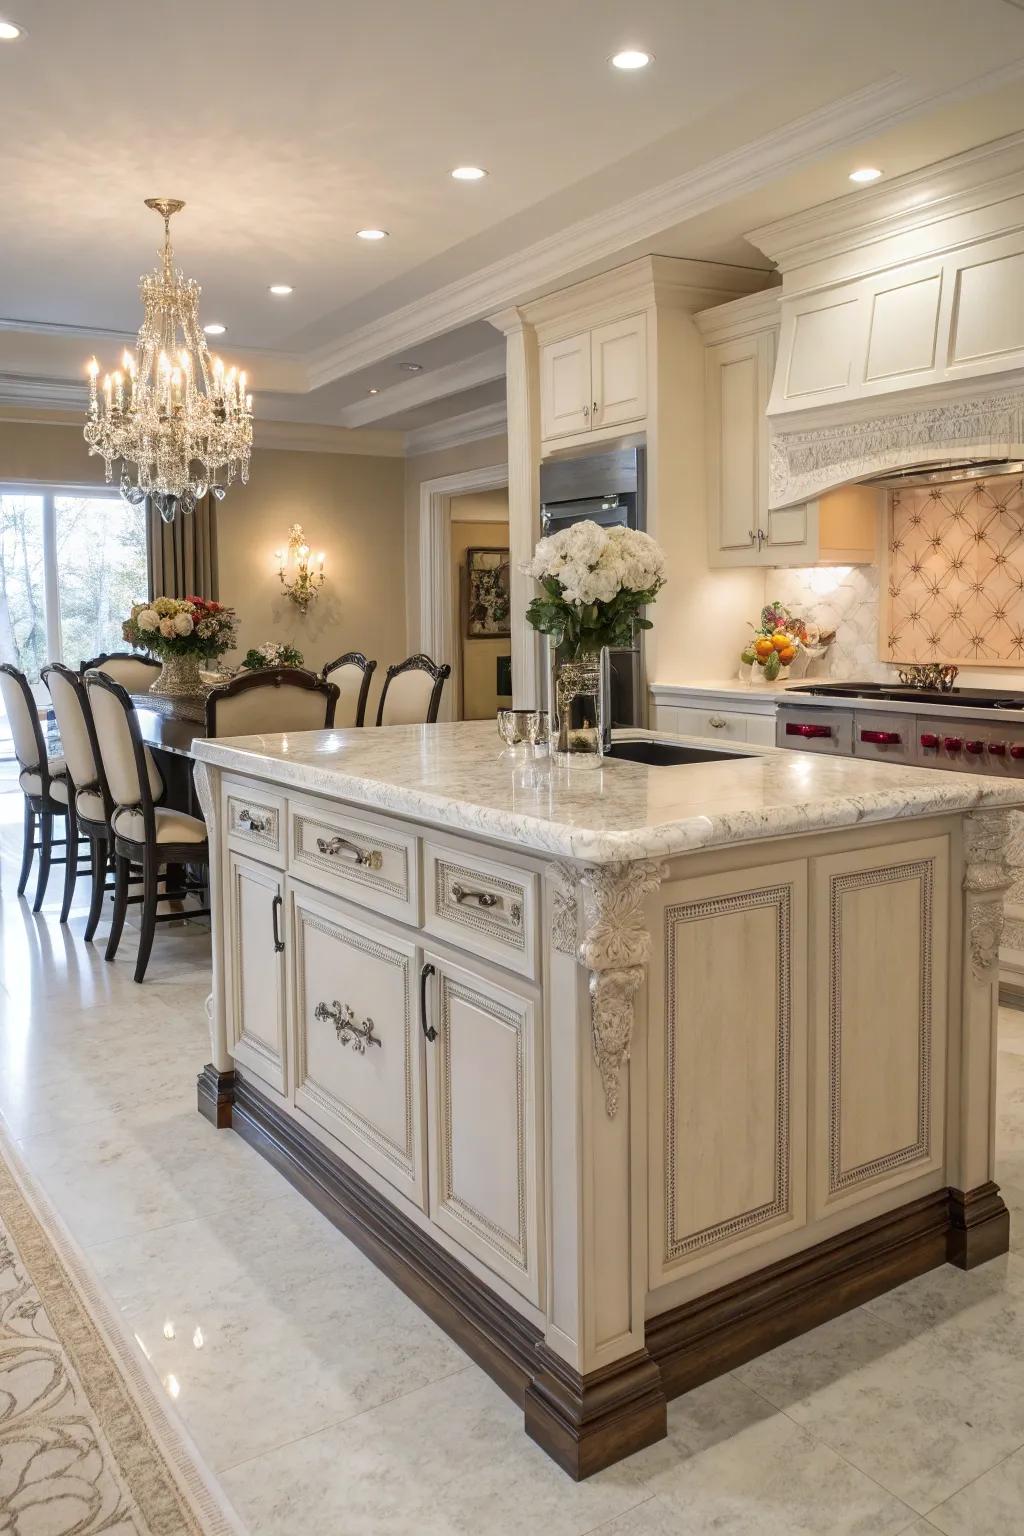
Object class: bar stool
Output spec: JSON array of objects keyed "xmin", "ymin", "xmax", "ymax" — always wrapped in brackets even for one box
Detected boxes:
[
  {"xmin": 321, "ymin": 652, "xmax": 376, "ymax": 727},
  {"xmin": 375, "ymin": 654, "xmax": 451, "ymax": 725},
  {"xmin": 0, "ymin": 663, "xmax": 74, "ymax": 912}
]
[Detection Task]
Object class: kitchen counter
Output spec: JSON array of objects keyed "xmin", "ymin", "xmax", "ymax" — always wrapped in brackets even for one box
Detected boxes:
[{"xmin": 191, "ymin": 721, "xmax": 1022, "ymax": 1480}]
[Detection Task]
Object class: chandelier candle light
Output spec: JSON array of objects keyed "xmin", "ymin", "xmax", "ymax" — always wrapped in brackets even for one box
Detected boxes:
[
  {"xmin": 277, "ymin": 523, "xmax": 326, "ymax": 611},
  {"xmin": 84, "ymin": 198, "xmax": 253, "ymax": 523}
]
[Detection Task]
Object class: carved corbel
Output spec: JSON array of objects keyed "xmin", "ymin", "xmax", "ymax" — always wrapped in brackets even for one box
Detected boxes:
[
  {"xmin": 578, "ymin": 860, "xmax": 664, "ymax": 1118},
  {"xmin": 963, "ymin": 810, "xmax": 1013, "ymax": 980},
  {"xmin": 547, "ymin": 861, "xmax": 580, "ymax": 957}
]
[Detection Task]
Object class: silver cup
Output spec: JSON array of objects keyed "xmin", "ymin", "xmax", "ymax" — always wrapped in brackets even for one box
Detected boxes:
[{"xmin": 497, "ymin": 709, "xmax": 550, "ymax": 748}]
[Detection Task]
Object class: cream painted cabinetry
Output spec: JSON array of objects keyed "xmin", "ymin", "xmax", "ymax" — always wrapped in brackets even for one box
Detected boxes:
[
  {"xmin": 423, "ymin": 952, "xmax": 542, "ymax": 1305},
  {"xmin": 651, "ymin": 689, "xmax": 779, "ymax": 747},
  {"xmin": 539, "ymin": 313, "xmax": 646, "ymax": 444},
  {"xmin": 697, "ymin": 292, "xmax": 880, "ymax": 567},
  {"xmin": 223, "ymin": 850, "xmax": 288, "ymax": 1095}
]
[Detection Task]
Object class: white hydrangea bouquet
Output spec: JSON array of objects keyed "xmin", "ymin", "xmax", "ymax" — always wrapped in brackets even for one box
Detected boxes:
[
  {"xmin": 521, "ymin": 521, "xmax": 666, "ymax": 658},
  {"xmin": 123, "ymin": 595, "xmax": 238, "ymax": 660}
]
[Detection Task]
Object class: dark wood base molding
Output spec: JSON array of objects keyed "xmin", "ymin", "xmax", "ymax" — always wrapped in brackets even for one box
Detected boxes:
[
  {"xmin": 947, "ymin": 1182, "xmax": 1010, "ymax": 1270},
  {"xmin": 196, "ymin": 1064, "xmax": 235, "ymax": 1129},
  {"xmin": 201, "ymin": 1074, "xmax": 1009, "ymax": 1478},
  {"xmin": 1000, "ymin": 980, "xmax": 1024, "ymax": 1013}
]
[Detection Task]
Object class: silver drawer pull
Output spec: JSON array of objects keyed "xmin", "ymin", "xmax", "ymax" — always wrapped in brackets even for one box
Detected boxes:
[
  {"xmin": 708, "ymin": 716, "xmax": 727, "ymax": 729},
  {"xmin": 450, "ymin": 882, "xmax": 522, "ymax": 926},
  {"xmin": 315, "ymin": 1000, "xmax": 382, "ymax": 1054},
  {"xmin": 239, "ymin": 808, "xmax": 270, "ymax": 834},
  {"xmin": 316, "ymin": 834, "xmax": 384, "ymax": 871}
]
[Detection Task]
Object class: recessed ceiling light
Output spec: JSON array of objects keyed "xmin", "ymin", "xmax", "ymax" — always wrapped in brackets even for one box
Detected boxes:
[
  {"xmin": 268, "ymin": 284, "xmax": 293, "ymax": 296},
  {"xmin": 400, "ymin": 362, "xmax": 423, "ymax": 373},
  {"xmin": 356, "ymin": 228, "xmax": 389, "ymax": 241},
  {"xmin": 849, "ymin": 166, "xmax": 883, "ymax": 184},
  {"xmin": 450, "ymin": 166, "xmax": 487, "ymax": 181},
  {"xmin": 611, "ymin": 49, "xmax": 652, "ymax": 70},
  {"xmin": 0, "ymin": 19, "xmax": 23, "ymax": 39},
  {"xmin": 203, "ymin": 322, "xmax": 226, "ymax": 336},
  {"xmin": 368, "ymin": 387, "xmax": 379, "ymax": 395}
]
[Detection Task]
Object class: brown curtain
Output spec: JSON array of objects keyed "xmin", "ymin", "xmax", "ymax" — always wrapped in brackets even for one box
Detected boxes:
[{"xmin": 147, "ymin": 493, "xmax": 219, "ymax": 600}]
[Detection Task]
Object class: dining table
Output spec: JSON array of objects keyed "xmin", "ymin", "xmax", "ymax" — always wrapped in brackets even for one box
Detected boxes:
[{"xmin": 130, "ymin": 688, "xmax": 209, "ymax": 817}]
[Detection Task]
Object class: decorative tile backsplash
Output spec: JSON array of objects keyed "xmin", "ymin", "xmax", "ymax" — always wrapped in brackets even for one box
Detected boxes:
[
  {"xmin": 768, "ymin": 564, "xmax": 889, "ymax": 680},
  {"xmin": 886, "ymin": 473, "xmax": 1024, "ymax": 667}
]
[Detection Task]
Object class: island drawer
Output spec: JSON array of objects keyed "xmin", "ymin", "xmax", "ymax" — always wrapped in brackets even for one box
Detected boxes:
[
  {"xmin": 423, "ymin": 839, "xmax": 538, "ymax": 978},
  {"xmin": 223, "ymin": 778, "xmax": 286, "ymax": 867},
  {"xmin": 288, "ymin": 796, "xmax": 419, "ymax": 924}
]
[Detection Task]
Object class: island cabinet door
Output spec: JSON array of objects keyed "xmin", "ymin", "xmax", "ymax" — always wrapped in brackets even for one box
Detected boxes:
[
  {"xmin": 809, "ymin": 837, "xmax": 948, "ymax": 1220},
  {"xmin": 648, "ymin": 860, "xmax": 809, "ymax": 1289},
  {"xmin": 225, "ymin": 850, "xmax": 287, "ymax": 1096},
  {"xmin": 291, "ymin": 884, "xmax": 426, "ymax": 1211},
  {"xmin": 421, "ymin": 952, "xmax": 542, "ymax": 1306}
]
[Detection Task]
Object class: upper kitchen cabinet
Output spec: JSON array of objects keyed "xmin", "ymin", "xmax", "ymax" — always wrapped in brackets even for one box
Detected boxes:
[
  {"xmin": 539, "ymin": 314, "xmax": 646, "ymax": 443},
  {"xmin": 697, "ymin": 290, "xmax": 880, "ymax": 568}
]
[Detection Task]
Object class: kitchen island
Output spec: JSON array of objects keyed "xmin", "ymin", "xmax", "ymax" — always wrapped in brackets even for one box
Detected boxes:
[{"xmin": 192, "ymin": 721, "xmax": 1024, "ymax": 1477}]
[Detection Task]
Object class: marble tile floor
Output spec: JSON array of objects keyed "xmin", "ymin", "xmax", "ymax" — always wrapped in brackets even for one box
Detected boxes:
[{"xmin": 7, "ymin": 782, "xmax": 1024, "ymax": 1534}]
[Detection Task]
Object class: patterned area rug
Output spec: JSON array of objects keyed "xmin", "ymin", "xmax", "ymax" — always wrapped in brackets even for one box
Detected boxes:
[{"xmin": 0, "ymin": 1123, "xmax": 245, "ymax": 1535}]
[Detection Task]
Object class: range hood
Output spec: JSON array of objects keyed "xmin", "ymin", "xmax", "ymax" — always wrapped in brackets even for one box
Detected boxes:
[
  {"xmin": 863, "ymin": 457, "xmax": 1024, "ymax": 489},
  {"xmin": 745, "ymin": 133, "xmax": 1024, "ymax": 507}
]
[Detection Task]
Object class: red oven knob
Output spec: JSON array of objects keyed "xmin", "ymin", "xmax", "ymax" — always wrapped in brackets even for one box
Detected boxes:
[
  {"xmin": 920, "ymin": 732, "xmax": 940, "ymax": 749},
  {"xmin": 785, "ymin": 722, "xmax": 833, "ymax": 739},
  {"xmin": 966, "ymin": 740, "xmax": 985, "ymax": 755},
  {"xmin": 1011, "ymin": 744, "xmax": 1024, "ymax": 760},
  {"xmin": 988, "ymin": 742, "xmax": 1007, "ymax": 756},
  {"xmin": 943, "ymin": 736, "xmax": 964, "ymax": 753},
  {"xmin": 861, "ymin": 730, "xmax": 901, "ymax": 745}
]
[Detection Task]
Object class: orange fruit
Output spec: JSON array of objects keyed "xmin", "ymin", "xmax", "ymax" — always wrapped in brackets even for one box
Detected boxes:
[
  {"xmin": 754, "ymin": 637, "xmax": 775, "ymax": 658},
  {"xmin": 772, "ymin": 634, "xmax": 789, "ymax": 652},
  {"xmin": 779, "ymin": 646, "xmax": 797, "ymax": 665}
]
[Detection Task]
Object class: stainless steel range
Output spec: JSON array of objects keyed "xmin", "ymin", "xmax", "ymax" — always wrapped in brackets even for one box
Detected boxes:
[{"xmin": 776, "ymin": 681, "xmax": 1024, "ymax": 777}]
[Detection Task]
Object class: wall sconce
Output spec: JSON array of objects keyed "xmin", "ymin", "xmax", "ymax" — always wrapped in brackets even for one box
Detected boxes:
[{"xmin": 277, "ymin": 523, "xmax": 326, "ymax": 612}]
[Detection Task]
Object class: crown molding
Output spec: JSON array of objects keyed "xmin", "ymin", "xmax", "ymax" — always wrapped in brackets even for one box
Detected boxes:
[
  {"xmin": 255, "ymin": 418, "xmax": 405, "ymax": 456},
  {"xmin": 338, "ymin": 345, "xmax": 506, "ymax": 429},
  {"xmin": 693, "ymin": 286, "xmax": 783, "ymax": 341},
  {"xmin": 404, "ymin": 401, "xmax": 507, "ymax": 457},
  {"xmin": 0, "ymin": 373, "xmax": 88, "ymax": 410},
  {"xmin": 303, "ymin": 68, "xmax": 1004, "ymax": 389}
]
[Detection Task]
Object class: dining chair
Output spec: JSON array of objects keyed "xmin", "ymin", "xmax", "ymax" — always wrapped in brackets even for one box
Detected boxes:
[
  {"xmin": 80, "ymin": 651, "xmax": 162, "ymax": 692},
  {"xmin": 375, "ymin": 653, "xmax": 451, "ymax": 726},
  {"xmin": 321, "ymin": 652, "xmax": 376, "ymax": 727},
  {"xmin": 205, "ymin": 667, "xmax": 339, "ymax": 737},
  {"xmin": 0, "ymin": 662, "xmax": 80, "ymax": 913},
  {"xmin": 85, "ymin": 672, "xmax": 209, "ymax": 983}
]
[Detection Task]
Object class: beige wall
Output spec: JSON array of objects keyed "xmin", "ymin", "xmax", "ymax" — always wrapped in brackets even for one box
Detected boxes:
[
  {"xmin": 403, "ymin": 433, "xmax": 508, "ymax": 654},
  {"xmin": 450, "ymin": 506, "xmax": 511, "ymax": 720},
  {"xmin": 0, "ymin": 416, "xmax": 408, "ymax": 674}
]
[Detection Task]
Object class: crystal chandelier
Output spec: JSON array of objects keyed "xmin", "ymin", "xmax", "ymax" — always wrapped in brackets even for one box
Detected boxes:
[{"xmin": 84, "ymin": 198, "xmax": 253, "ymax": 523}]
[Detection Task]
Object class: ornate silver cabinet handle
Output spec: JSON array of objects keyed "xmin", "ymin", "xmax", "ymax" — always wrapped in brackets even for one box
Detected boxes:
[
  {"xmin": 316, "ymin": 834, "xmax": 383, "ymax": 871},
  {"xmin": 314, "ymin": 1000, "xmax": 382, "ymax": 1053},
  {"xmin": 708, "ymin": 716, "xmax": 726, "ymax": 729},
  {"xmin": 239, "ymin": 808, "xmax": 270, "ymax": 834},
  {"xmin": 450, "ymin": 882, "xmax": 522, "ymax": 926}
]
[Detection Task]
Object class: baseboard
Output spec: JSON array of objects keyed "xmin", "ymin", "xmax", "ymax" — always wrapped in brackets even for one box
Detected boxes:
[
  {"xmin": 1000, "ymin": 980, "xmax": 1024, "ymax": 1012},
  {"xmin": 205, "ymin": 1072, "xmax": 1008, "ymax": 1479}
]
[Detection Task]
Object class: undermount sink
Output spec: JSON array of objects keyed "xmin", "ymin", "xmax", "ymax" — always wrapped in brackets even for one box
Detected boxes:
[{"xmin": 605, "ymin": 739, "xmax": 747, "ymax": 766}]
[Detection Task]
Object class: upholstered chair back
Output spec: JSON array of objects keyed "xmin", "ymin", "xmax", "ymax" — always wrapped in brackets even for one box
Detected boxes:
[
  {"xmin": 83, "ymin": 653, "xmax": 162, "ymax": 693},
  {"xmin": 0, "ymin": 665, "xmax": 44, "ymax": 771},
  {"xmin": 43, "ymin": 666, "xmax": 98, "ymax": 789},
  {"xmin": 86, "ymin": 675, "xmax": 146, "ymax": 810},
  {"xmin": 205, "ymin": 669, "xmax": 338, "ymax": 738},
  {"xmin": 322, "ymin": 653, "xmax": 376, "ymax": 728},
  {"xmin": 375, "ymin": 656, "xmax": 450, "ymax": 726}
]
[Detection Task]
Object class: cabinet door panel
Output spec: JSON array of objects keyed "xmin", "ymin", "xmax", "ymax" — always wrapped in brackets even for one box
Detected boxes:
[
  {"xmin": 810, "ymin": 838, "xmax": 947, "ymax": 1217},
  {"xmin": 649, "ymin": 862, "xmax": 808, "ymax": 1286},
  {"xmin": 424, "ymin": 954, "xmax": 541, "ymax": 1304},
  {"xmin": 226, "ymin": 852, "xmax": 287, "ymax": 1094},
  {"xmin": 591, "ymin": 314, "xmax": 646, "ymax": 429},
  {"xmin": 540, "ymin": 332, "xmax": 591, "ymax": 439},
  {"xmin": 292, "ymin": 886, "xmax": 425, "ymax": 1208}
]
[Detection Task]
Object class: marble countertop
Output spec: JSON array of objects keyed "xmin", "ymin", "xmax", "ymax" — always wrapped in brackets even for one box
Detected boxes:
[{"xmin": 192, "ymin": 720, "xmax": 1024, "ymax": 865}]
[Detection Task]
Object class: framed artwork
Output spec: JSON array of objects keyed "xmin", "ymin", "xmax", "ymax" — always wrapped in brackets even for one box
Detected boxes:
[{"xmin": 464, "ymin": 546, "xmax": 511, "ymax": 638}]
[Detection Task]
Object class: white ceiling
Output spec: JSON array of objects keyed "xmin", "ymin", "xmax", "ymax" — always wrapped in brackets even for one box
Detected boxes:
[{"xmin": 4, "ymin": 0, "xmax": 1024, "ymax": 439}]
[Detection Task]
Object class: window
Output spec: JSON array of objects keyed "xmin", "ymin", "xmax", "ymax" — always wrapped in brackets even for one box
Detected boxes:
[{"xmin": 0, "ymin": 486, "xmax": 148, "ymax": 745}]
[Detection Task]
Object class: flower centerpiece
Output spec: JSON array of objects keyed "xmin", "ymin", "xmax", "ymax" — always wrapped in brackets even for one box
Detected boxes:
[
  {"xmin": 123, "ymin": 595, "xmax": 238, "ymax": 697},
  {"xmin": 522, "ymin": 522, "xmax": 666, "ymax": 759},
  {"xmin": 240, "ymin": 641, "xmax": 305, "ymax": 671}
]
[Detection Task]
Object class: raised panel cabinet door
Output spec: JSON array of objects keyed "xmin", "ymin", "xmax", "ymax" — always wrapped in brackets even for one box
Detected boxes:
[
  {"xmin": 540, "ymin": 331, "xmax": 592, "ymax": 440},
  {"xmin": 591, "ymin": 313, "xmax": 647, "ymax": 430},
  {"xmin": 225, "ymin": 851, "xmax": 287, "ymax": 1095},
  {"xmin": 292, "ymin": 885, "xmax": 426, "ymax": 1209},
  {"xmin": 810, "ymin": 837, "xmax": 948, "ymax": 1219},
  {"xmin": 648, "ymin": 861, "xmax": 808, "ymax": 1287},
  {"xmin": 422, "ymin": 953, "xmax": 541, "ymax": 1305}
]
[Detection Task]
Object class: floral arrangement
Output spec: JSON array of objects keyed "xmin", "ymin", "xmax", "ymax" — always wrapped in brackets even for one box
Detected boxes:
[
  {"xmin": 240, "ymin": 641, "xmax": 305, "ymax": 671},
  {"xmin": 123, "ymin": 595, "xmax": 238, "ymax": 659},
  {"xmin": 740, "ymin": 600, "xmax": 834, "ymax": 681},
  {"xmin": 521, "ymin": 521, "xmax": 666, "ymax": 657}
]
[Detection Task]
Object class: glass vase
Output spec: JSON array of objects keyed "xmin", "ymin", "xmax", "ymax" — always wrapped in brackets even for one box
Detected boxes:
[
  {"xmin": 150, "ymin": 650, "xmax": 205, "ymax": 698},
  {"xmin": 550, "ymin": 649, "xmax": 608, "ymax": 765}
]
